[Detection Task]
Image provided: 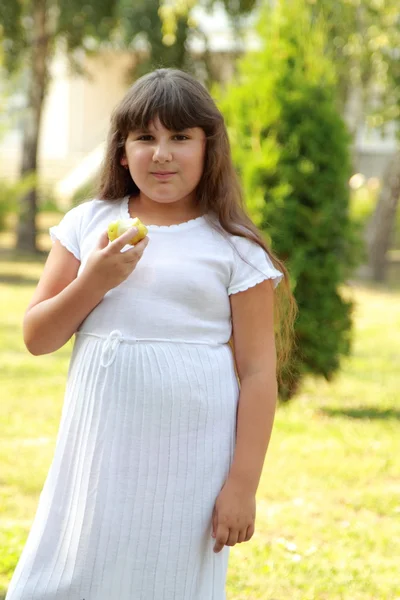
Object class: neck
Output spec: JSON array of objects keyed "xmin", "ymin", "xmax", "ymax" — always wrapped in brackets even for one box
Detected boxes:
[{"xmin": 128, "ymin": 194, "xmax": 204, "ymax": 226}]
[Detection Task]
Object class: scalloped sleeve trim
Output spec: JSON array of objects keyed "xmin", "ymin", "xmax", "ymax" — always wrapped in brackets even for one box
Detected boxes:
[
  {"xmin": 227, "ymin": 234, "xmax": 284, "ymax": 295},
  {"xmin": 228, "ymin": 270, "xmax": 283, "ymax": 295},
  {"xmin": 49, "ymin": 226, "xmax": 80, "ymax": 261}
]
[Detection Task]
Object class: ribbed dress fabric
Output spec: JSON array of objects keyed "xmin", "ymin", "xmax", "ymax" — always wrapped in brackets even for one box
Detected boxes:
[{"xmin": 5, "ymin": 197, "xmax": 283, "ymax": 600}]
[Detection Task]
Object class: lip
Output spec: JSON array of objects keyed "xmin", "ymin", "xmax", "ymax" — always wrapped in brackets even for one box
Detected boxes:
[{"xmin": 151, "ymin": 172, "xmax": 176, "ymax": 180}]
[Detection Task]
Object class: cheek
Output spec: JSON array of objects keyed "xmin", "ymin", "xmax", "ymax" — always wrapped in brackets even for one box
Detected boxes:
[
  {"xmin": 195, "ymin": 152, "xmax": 206, "ymax": 181},
  {"xmin": 184, "ymin": 148, "xmax": 205, "ymax": 181},
  {"xmin": 197, "ymin": 141, "xmax": 206, "ymax": 173},
  {"xmin": 127, "ymin": 149, "xmax": 149, "ymax": 177}
]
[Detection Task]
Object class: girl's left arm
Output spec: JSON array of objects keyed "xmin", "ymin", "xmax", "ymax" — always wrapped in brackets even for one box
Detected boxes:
[{"xmin": 228, "ymin": 278, "xmax": 278, "ymax": 494}]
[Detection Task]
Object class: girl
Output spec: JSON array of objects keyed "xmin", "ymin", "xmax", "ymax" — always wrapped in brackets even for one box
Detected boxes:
[{"xmin": 6, "ymin": 68, "xmax": 296, "ymax": 600}]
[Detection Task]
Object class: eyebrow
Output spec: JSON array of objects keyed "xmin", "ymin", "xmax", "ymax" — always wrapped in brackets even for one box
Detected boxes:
[{"xmin": 132, "ymin": 126, "xmax": 192, "ymax": 134}]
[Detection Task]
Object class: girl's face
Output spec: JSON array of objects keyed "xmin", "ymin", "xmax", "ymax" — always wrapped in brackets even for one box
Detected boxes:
[{"xmin": 122, "ymin": 116, "xmax": 206, "ymax": 207}]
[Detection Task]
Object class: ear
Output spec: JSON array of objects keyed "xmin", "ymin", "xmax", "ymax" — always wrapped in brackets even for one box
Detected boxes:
[{"xmin": 120, "ymin": 155, "xmax": 128, "ymax": 167}]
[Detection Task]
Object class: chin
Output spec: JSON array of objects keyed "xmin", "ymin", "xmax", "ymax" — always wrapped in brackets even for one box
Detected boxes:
[
  {"xmin": 147, "ymin": 192, "xmax": 186, "ymax": 204},
  {"xmin": 149, "ymin": 197, "xmax": 180, "ymax": 204}
]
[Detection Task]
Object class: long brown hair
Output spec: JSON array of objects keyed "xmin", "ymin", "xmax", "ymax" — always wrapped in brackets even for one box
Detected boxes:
[{"xmin": 98, "ymin": 68, "xmax": 297, "ymax": 384}]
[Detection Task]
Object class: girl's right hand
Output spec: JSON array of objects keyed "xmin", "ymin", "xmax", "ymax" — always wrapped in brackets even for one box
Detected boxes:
[{"xmin": 82, "ymin": 227, "xmax": 149, "ymax": 295}]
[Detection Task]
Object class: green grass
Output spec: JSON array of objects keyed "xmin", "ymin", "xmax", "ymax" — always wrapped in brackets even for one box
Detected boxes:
[{"xmin": 0, "ymin": 240, "xmax": 399, "ymax": 599}]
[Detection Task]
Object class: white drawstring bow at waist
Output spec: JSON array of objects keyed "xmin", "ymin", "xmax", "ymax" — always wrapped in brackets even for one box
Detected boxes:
[
  {"xmin": 100, "ymin": 330, "xmax": 124, "ymax": 368},
  {"xmin": 74, "ymin": 330, "xmax": 226, "ymax": 368}
]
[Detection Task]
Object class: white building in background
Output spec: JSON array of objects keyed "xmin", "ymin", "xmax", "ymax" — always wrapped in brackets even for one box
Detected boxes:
[
  {"xmin": 0, "ymin": 5, "xmax": 397, "ymax": 205},
  {"xmin": 0, "ymin": 5, "xmax": 247, "ymax": 204},
  {"xmin": 1, "ymin": 50, "xmax": 139, "ymax": 184}
]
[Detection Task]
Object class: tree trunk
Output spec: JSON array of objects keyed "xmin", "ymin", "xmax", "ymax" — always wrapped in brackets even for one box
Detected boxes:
[
  {"xmin": 365, "ymin": 149, "xmax": 400, "ymax": 282},
  {"xmin": 16, "ymin": 0, "xmax": 50, "ymax": 253}
]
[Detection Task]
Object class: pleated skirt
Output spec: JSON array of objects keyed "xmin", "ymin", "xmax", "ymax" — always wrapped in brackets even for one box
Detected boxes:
[{"xmin": 6, "ymin": 332, "xmax": 240, "ymax": 600}]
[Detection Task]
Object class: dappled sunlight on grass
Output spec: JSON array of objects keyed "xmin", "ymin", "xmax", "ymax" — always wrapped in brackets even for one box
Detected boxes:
[
  {"xmin": 226, "ymin": 283, "xmax": 400, "ymax": 598},
  {"xmin": 0, "ymin": 244, "xmax": 399, "ymax": 598}
]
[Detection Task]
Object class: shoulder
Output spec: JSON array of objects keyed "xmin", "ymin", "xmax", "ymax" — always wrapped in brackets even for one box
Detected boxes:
[
  {"xmin": 52, "ymin": 199, "xmax": 99, "ymax": 229},
  {"xmin": 201, "ymin": 216, "xmax": 269, "ymax": 268},
  {"xmin": 62, "ymin": 198, "xmax": 108, "ymax": 221},
  {"xmin": 49, "ymin": 198, "xmax": 122, "ymax": 260},
  {"xmin": 223, "ymin": 230, "xmax": 284, "ymax": 294},
  {"xmin": 203, "ymin": 216, "xmax": 256, "ymax": 250},
  {"xmin": 229, "ymin": 232, "xmax": 263, "ymax": 253},
  {"xmin": 57, "ymin": 198, "xmax": 123, "ymax": 231},
  {"xmin": 222, "ymin": 226, "xmax": 269, "ymax": 263}
]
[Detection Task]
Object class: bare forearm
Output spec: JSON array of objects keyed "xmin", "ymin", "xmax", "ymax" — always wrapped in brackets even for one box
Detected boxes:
[
  {"xmin": 228, "ymin": 373, "xmax": 277, "ymax": 494},
  {"xmin": 23, "ymin": 274, "xmax": 105, "ymax": 355}
]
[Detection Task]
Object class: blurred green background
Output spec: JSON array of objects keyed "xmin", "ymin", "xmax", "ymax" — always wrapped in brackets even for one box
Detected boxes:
[{"xmin": 1, "ymin": 0, "xmax": 399, "ymax": 598}]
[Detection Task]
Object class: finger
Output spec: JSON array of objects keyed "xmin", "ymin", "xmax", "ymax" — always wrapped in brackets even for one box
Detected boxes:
[
  {"xmin": 97, "ymin": 230, "xmax": 110, "ymax": 250},
  {"xmin": 213, "ymin": 525, "xmax": 229, "ymax": 553},
  {"xmin": 237, "ymin": 528, "xmax": 247, "ymax": 543},
  {"xmin": 244, "ymin": 524, "xmax": 255, "ymax": 542},
  {"xmin": 122, "ymin": 236, "xmax": 149, "ymax": 261},
  {"xmin": 226, "ymin": 529, "xmax": 239, "ymax": 547},
  {"xmin": 212, "ymin": 508, "xmax": 217, "ymax": 539},
  {"xmin": 109, "ymin": 227, "xmax": 138, "ymax": 251},
  {"xmin": 132, "ymin": 235, "xmax": 149, "ymax": 250}
]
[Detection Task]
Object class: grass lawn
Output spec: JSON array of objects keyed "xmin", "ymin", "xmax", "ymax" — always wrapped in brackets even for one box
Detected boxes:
[{"xmin": 0, "ymin": 222, "xmax": 399, "ymax": 599}]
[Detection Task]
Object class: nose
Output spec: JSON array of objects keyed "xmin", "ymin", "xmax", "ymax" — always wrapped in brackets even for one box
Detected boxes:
[{"xmin": 152, "ymin": 141, "xmax": 172, "ymax": 163}]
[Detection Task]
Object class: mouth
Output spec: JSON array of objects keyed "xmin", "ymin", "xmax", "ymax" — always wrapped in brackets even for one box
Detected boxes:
[{"xmin": 151, "ymin": 172, "xmax": 176, "ymax": 180}]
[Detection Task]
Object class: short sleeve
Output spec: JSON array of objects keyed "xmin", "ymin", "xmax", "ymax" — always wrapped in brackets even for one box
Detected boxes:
[
  {"xmin": 228, "ymin": 236, "xmax": 284, "ymax": 295},
  {"xmin": 49, "ymin": 203, "xmax": 87, "ymax": 261}
]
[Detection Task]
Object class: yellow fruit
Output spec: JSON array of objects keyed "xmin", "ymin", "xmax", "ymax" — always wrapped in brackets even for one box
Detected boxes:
[{"xmin": 107, "ymin": 217, "xmax": 148, "ymax": 246}]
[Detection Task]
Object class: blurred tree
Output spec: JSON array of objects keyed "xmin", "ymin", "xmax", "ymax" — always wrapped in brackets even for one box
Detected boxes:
[
  {"xmin": 202, "ymin": 0, "xmax": 258, "ymax": 47},
  {"xmin": 364, "ymin": 9, "xmax": 400, "ymax": 281},
  {"xmin": 0, "ymin": 0, "xmax": 119, "ymax": 253},
  {"xmin": 307, "ymin": 0, "xmax": 400, "ymax": 281},
  {"xmin": 0, "ymin": 54, "xmax": 11, "ymax": 141},
  {"xmin": 0, "ymin": 48, "xmax": 36, "ymax": 232},
  {"xmin": 218, "ymin": 0, "xmax": 361, "ymax": 399},
  {"xmin": 118, "ymin": 0, "xmax": 193, "ymax": 76},
  {"xmin": 0, "ymin": 0, "xmax": 260, "ymax": 253},
  {"xmin": 154, "ymin": 0, "xmax": 258, "ymax": 81},
  {"xmin": 365, "ymin": 148, "xmax": 400, "ymax": 280}
]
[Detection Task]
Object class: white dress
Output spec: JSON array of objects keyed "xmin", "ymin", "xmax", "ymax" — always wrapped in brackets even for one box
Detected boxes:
[{"xmin": 6, "ymin": 197, "xmax": 283, "ymax": 600}]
